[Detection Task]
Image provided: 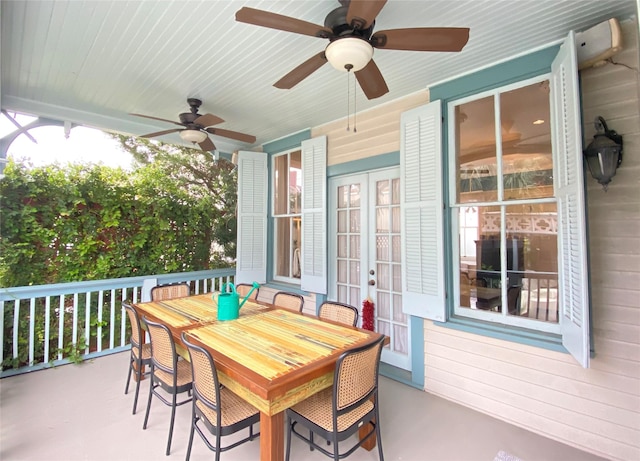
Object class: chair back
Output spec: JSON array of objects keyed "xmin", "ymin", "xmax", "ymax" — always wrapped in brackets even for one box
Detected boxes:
[
  {"xmin": 151, "ymin": 282, "xmax": 190, "ymax": 301},
  {"xmin": 124, "ymin": 303, "xmax": 144, "ymax": 348},
  {"xmin": 236, "ymin": 283, "xmax": 259, "ymax": 300},
  {"xmin": 318, "ymin": 301, "xmax": 358, "ymax": 327},
  {"xmin": 273, "ymin": 291, "xmax": 304, "ymax": 313},
  {"xmin": 334, "ymin": 336, "xmax": 384, "ymax": 415},
  {"xmin": 144, "ymin": 317, "xmax": 178, "ymax": 375},
  {"xmin": 181, "ymin": 333, "xmax": 221, "ymax": 411}
]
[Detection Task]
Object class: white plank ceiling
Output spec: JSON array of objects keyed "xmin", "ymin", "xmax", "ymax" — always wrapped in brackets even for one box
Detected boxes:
[{"xmin": 1, "ymin": 0, "xmax": 637, "ymax": 154}]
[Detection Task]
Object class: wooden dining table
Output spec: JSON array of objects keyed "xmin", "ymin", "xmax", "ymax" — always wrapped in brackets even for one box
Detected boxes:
[{"xmin": 133, "ymin": 293, "xmax": 385, "ymax": 461}]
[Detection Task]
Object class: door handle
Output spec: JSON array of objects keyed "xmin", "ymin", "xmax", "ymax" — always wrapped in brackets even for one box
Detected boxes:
[{"xmin": 368, "ymin": 280, "xmax": 375, "ymax": 286}]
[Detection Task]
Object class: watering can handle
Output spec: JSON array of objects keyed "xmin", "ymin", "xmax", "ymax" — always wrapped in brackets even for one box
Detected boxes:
[
  {"xmin": 239, "ymin": 282, "xmax": 261, "ymax": 308},
  {"xmin": 220, "ymin": 282, "xmax": 237, "ymax": 294}
]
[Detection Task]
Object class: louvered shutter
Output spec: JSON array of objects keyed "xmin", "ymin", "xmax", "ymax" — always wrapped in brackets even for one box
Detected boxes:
[
  {"xmin": 301, "ymin": 136, "xmax": 327, "ymax": 294},
  {"xmin": 235, "ymin": 151, "xmax": 267, "ymax": 284},
  {"xmin": 400, "ymin": 101, "xmax": 445, "ymax": 320},
  {"xmin": 552, "ymin": 32, "xmax": 590, "ymax": 368}
]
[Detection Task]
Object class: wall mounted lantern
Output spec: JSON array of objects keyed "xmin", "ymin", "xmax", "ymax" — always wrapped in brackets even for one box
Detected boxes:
[{"xmin": 583, "ymin": 116, "xmax": 623, "ymax": 191}]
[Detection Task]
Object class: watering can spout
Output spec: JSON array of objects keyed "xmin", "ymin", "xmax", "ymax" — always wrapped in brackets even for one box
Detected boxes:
[{"xmin": 239, "ymin": 282, "xmax": 261, "ymax": 308}]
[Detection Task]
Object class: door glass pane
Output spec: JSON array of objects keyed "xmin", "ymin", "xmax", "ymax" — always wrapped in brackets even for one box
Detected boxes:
[
  {"xmin": 392, "ymin": 236, "xmax": 401, "ymax": 263},
  {"xmin": 376, "ymin": 208, "xmax": 389, "ymax": 232},
  {"xmin": 391, "ymin": 178, "xmax": 400, "ymax": 204},
  {"xmin": 377, "ymin": 320, "xmax": 390, "ymax": 342},
  {"xmin": 376, "ymin": 236, "xmax": 389, "ymax": 261},
  {"xmin": 337, "ymin": 260, "xmax": 347, "ymax": 283},
  {"xmin": 349, "ymin": 261, "xmax": 360, "ymax": 285},
  {"xmin": 377, "ymin": 263, "xmax": 389, "ymax": 290},
  {"xmin": 392, "ymin": 206, "xmax": 400, "ymax": 233},
  {"xmin": 349, "ymin": 287, "xmax": 360, "ymax": 304},
  {"xmin": 455, "ymin": 96, "xmax": 497, "ymax": 203},
  {"xmin": 349, "ymin": 209, "xmax": 360, "ymax": 232},
  {"xmin": 338, "ymin": 285, "xmax": 347, "ymax": 303},
  {"xmin": 394, "ymin": 325, "xmax": 408, "ymax": 354},
  {"xmin": 338, "ymin": 186, "xmax": 348, "ymax": 208},
  {"xmin": 349, "ymin": 235, "xmax": 360, "ymax": 258},
  {"xmin": 392, "ymin": 263, "xmax": 402, "ymax": 291},
  {"xmin": 338, "ymin": 210, "xmax": 347, "ymax": 232},
  {"xmin": 377, "ymin": 293, "xmax": 390, "ymax": 320},
  {"xmin": 500, "ymin": 81, "xmax": 553, "ymax": 200},
  {"xmin": 350, "ymin": 184, "xmax": 360, "ymax": 206},
  {"xmin": 338, "ymin": 235, "xmax": 347, "ymax": 258},
  {"xmin": 376, "ymin": 180, "xmax": 390, "ymax": 205},
  {"xmin": 393, "ymin": 294, "xmax": 406, "ymax": 322}
]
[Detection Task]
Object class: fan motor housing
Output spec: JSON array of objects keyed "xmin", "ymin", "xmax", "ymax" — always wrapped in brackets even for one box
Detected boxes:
[{"xmin": 325, "ymin": 6, "xmax": 374, "ymax": 39}]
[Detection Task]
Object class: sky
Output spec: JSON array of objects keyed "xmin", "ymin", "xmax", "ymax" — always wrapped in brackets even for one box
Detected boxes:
[{"xmin": 1, "ymin": 112, "xmax": 134, "ymax": 170}]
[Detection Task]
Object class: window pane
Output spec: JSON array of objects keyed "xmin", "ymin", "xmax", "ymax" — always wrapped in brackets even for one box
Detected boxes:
[
  {"xmin": 376, "ymin": 208, "xmax": 389, "ymax": 232},
  {"xmin": 456, "ymin": 96, "xmax": 497, "ymax": 204},
  {"xmin": 349, "ymin": 260, "xmax": 360, "ymax": 285},
  {"xmin": 349, "ymin": 209, "xmax": 360, "ymax": 232},
  {"xmin": 392, "ymin": 206, "xmax": 400, "ymax": 233},
  {"xmin": 338, "ymin": 235, "xmax": 347, "ymax": 258},
  {"xmin": 349, "ymin": 235, "xmax": 360, "ymax": 258},
  {"xmin": 290, "ymin": 150, "xmax": 302, "ymax": 213},
  {"xmin": 275, "ymin": 217, "xmax": 291, "ymax": 277},
  {"xmin": 338, "ymin": 210, "xmax": 347, "ymax": 232},
  {"xmin": 377, "ymin": 263, "xmax": 389, "ymax": 290},
  {"xmin": 338, "ymin": 186, "xmax": 348, "ymax": 208},
  {"xmin": 505, "ymin": 203, "xmax": 558, "ymax": 323},
  {"xmin": 377, "ymin": 179, "xmax": 390, "ymax": 205},
  {"xmin": 274, "ymin": 155, "xmax": 288, "ymax": 215},
  {"xmin": 350, "ymin": 184, "xmax": 360, "ymax": 207},
  {"xmin": 501, "ymin": 81, "xmax": 553, "ymax": 200},
  {"xmin": 338, "ymin": 259, "xmax": 347, "ymax": 283},
  {"xmin": 391, "ymin": 178, "xmax": 400, "ymax": 204}
]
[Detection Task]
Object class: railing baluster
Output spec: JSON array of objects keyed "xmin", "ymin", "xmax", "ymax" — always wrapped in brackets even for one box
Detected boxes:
[
  {"xmin": 97, "ymin": 290, "xmax": 104, "ymax": 352},
  {"xmin": 85, "ymin": 292, "xmax": 91, "ymax": 354},
  {"xmin": 120, "ymin": 288, "xmax": 127, "ymax": 348},
  {"xmin": 72, "ymin": 293, "xmax": 79, "ymax": 349},
  {"xmin": 110, "ymin": 288, "xmax": 115, "ymax": 350},
  {"xmin": 13, "ymin": 299, "xmax": 19, "ymax": 361},
  {"xmin": 58, "ymin": 295, "xmax": 65, "ymax": 360},
  {"xmin": 29, "ymin": 298, "xmax": 36, "ymax": 367},
  {"xmin": 44, "ymin": 296, "xmax": 51, "ymax": 364}
]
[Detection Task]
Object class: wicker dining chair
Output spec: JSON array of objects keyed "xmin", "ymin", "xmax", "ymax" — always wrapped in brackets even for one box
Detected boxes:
[
  {"xmin": 272, "ymin": 291, "xmax": 304, "ymax": 313},
  {"xmin": 318, "ymin": 301, "xmax": 359, "ymax": 327},
  {"xmin": 123, "ymin": 303, "xmax": 152, "ymax": 415},
  {"xmin": 150, "ymin": 282, "xmax": 190, "ymax": 301},
  {"xmin": 181, "ymin": 332, "xmax": 260, "ymax": 461},
  {"xmin": 235, "ymin": 283, "xmax": 259, "ymax": 301},
  {"xmin": 142, "ymin": 317, "xmax": 193, "ymax": 456},
  {"xmin": 285, "ymin": 335, "xmax": 385, "ymax": 461}
]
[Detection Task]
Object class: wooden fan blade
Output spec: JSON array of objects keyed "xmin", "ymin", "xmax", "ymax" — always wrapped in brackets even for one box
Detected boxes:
[
  {"xmin": 355, "ymin": 59, "xmax": 389, "ymax": 100},
  {"xmin": 347, "ymin": 0, "xmax": 387, "ymax": 30},
  {"xmin": 372, "ymin": 28, "xmax": 470, "ymax": 52},
  {"xmin": 274, "ymin": 52, "xmax": 328, "ymax": 89},
  {"xmin": 206, "ymin": 127, "xmax": 256, "ymax": 144},
  {"xmin": 198, "ymin": 136, "xmax": 216, "ymax": 152},
  {"xmin": 235, "ymin": 7, "xmax": 332, "ymax": 38},
  {"xmin": 140, "ymin": 128, "xmax": 181, "ymax": 138},
  {"xmin": 194, "ymin": 113, "xmax": 224, "ymax": 127},
  {"xmin": 130, "ymin": 113, "xmax": 185, "ymax": 127}
]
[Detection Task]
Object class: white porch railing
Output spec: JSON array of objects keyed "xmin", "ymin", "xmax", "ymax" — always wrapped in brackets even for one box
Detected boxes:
[{"xmin": 0, "ymin": 268, "xmax": 236, "ymax": 377}]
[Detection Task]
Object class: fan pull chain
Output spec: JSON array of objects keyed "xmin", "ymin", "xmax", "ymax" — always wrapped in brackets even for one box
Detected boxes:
[
  {"xmin": 346, "ymin": 70, "xmax": 351, "ymax": 132},
  {"xmin": 353, "ymin": 70, "xmax": 357, "ymax": 133}
]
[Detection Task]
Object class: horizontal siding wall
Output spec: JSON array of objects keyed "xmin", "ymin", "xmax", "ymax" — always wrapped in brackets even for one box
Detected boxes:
[
  {"xmin": 423, "ymin": 19, "xmax": 640, "ymax": 461},
  {"xmin": 312, "ymin": 91, "xmax": 429, "ymax": 165}
]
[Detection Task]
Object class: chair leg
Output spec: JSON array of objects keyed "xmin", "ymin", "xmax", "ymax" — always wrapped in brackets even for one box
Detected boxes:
[
  {"xmin": 166, "ymin": 392, "xmax": 177, "ymax": 455},
  {"xmin": 375, "ymin": 404, "xmax": 384, "ymax": 461},
  {"xmin": 132, "ymin": 359, "xmax": 142, "ymax": 415},
  {"xmin": 215, "ymin": 432, "xmax": 222, "ymax": 461},
  {"xmin": 185, "ymin": 406, "xmax": 196, "ymax": 461},
  {"xmin": 125, "ymin": 356, "xmax": 133, "ymax": 394},
  {"xmin": 285, "ymin": 414, "xmax": 292, "ymax": 461},
  {"xmin": 333, "ymin": 432, "xmax": 339, "ymax": 461},
  {"xmin": 143, "ymin": 376, "xmax": 154, "ymax": 430}
]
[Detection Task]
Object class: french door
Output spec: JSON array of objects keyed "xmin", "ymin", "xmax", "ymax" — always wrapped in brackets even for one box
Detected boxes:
[{"xmin": 328, "ymin": 168, "xmax": 410, "ymax": 370}]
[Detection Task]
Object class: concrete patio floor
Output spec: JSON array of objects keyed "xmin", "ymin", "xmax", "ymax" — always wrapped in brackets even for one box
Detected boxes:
[{"xmin": 0, "ymin": 351, "xmax": 605, "ymax": 461}]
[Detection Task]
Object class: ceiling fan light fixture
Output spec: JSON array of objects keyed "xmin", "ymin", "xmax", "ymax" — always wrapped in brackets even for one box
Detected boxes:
[
  {"xmin": 325, "ymin": 37, "xmax": 373, "ymax": 72},
  {"xmin": 179, "ymin": 129, "xmax": 207, "ymax": 144}
]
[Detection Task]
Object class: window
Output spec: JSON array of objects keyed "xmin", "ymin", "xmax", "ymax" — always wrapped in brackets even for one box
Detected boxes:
[
  {"xmin": 272, "ymin": 149, "xmax": 302, "ymax": 282},
  {"xmin": 450, "ymin": 77, "xmax": 560, "ymax": 334}
]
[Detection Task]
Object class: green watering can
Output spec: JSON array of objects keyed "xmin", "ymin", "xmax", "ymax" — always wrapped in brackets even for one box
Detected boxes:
[{"xmin": 214, "ymin": 282, "xmax": 260, "ymax": 321}]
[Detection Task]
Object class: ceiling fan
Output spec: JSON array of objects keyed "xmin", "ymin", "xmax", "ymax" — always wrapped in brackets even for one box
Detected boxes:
[
  {"xmin": 131, "ymin": 98, "xmax": 256, "ymax": 151},
  {"xmin": 235, "ymin": 0, "xmax": 470, "ymax": 100}
]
